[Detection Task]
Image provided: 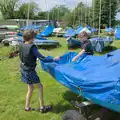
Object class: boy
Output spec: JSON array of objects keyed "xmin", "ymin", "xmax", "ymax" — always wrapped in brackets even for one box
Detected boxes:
[
  {"xmin": 19, "ymin": 30, "xmax": 58, "ymax": 113},
  {"xmin": 72, "ymin": 31, "xmax": 93, "ymax": 62}
]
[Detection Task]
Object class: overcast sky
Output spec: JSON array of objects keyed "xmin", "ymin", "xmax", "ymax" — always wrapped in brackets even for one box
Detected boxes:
[{"xmin": 22, "ymin": 0, "xmax": 92, "ymax": 11}]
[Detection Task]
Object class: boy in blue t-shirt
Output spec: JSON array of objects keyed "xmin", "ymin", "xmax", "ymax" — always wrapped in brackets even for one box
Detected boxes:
[
  {"xmin": 72, "ymin": 31, "xmax": 93, "ymax": 62},
  {"xmin": 19, "ymin": 30, "xmax": 59, "ymax": 113}
]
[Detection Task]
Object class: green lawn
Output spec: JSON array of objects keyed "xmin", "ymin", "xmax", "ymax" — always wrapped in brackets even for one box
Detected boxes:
[{"xmin": 0, "ymin": 36, "xmax": 120, "ymax": 120}]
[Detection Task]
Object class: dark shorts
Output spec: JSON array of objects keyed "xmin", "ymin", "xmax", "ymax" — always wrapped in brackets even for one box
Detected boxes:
[{"xmin": 20, "ymin": 69, "xmax": 40, "ymax": 85}]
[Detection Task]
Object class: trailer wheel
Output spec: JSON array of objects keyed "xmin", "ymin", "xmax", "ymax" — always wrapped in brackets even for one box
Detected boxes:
[{"xmin": 62, "ymin": 110, "xmax": 86, "ymax": 120}]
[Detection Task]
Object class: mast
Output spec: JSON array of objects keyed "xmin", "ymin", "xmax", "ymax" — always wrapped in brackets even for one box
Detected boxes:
[
  {"xmin": 27, "ymin": 3, "xmax": 30, "ymax": 26},
  {"xmin": 99, "ymin": 0, "xmax": 102, "ymax": 35}
]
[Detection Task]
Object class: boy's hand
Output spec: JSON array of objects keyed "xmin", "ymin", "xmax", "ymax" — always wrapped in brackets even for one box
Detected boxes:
[
  {"xmin": 53, "ymin": 56, "xmax": 60, "ymax": 61},
  {"xmin": 66, "ymin": 36, "xmax": 72, "ymax": 41},
  {"xmin": 72, "ymin": 57, "xmax": 77, "ymax": 62}
]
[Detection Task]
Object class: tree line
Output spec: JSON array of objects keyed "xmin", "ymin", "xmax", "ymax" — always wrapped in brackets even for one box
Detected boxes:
[{"xmin": 0, "ymin": 0, "xmax": 119, "ymax": 27}]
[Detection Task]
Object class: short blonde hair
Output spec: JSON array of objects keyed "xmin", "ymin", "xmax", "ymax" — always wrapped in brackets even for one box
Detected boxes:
[
  {"xmin": 78, "ymin": 31, "xmax": 88, "ymax": 41},
  {"xmin": 23, "ymin": 30, "xmax": 35, "ymax": 42}
]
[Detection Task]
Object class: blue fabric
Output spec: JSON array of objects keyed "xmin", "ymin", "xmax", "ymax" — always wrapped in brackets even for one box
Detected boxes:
[
  {"xmin": 40, "ymin": 50, "xmax": 120, "ymax": 112},
  {"xmin": 20, "ymin": 25, "xmax": 41, "ymax": 31},
  {"xmin": 20, "ymin": 68, "xmax": 40, "ymax": 84},
  {"xmin": 67, "ymin": 37, "xmax": 113, "ymax": 52},
  {"xmin": 75, "ymin": 26, "xmax": 83, "ymax": 34},
  {"xmin": 116, "ymin": 28, "xmax": 120, "ymax": 40},
  {"xmin": 17, "ymin": 32, "xmax": 47, "ymax": 40},
  {"xmin": 104, "ymin": 27, "xmax": 114, "ymax": 32},
  {"xmin": 35, "ymin": 35, "xmax": 47, "ymax": 40},
  {"xmin": 64, "ymin": 27, "xmax": 76, "ymax": 38},
  {"xmin": 87, "ymin": 26, "xmax": 91, "ymax": 29},
  {"xmin": 32, "ymin": 46, "xmax": 53, "ymax": 62},
  {"xmin": 17, "ymin": 37, "xmax": 59, "ymax": 46},
  {"xmin": 67, "ymin": 38, "xmax": 81, "ymax": 48},
  {"xmin": 17, "ymin": 32, "xmax": 23, "ymax": 36},
  {"xmin": 89, "ymin": 37, "xmax": 113, "ymax": 52},
  {"xmin": 91, "ymin": 28, "xmax": 97, "ymax": 33},
  {"xmin": 39, "ymin": 24, "xmax": 54, "ymax": 37}
]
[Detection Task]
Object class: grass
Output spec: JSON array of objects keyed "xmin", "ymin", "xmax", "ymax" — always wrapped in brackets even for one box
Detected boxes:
[{"xmin": 0, "ymin": 36, "xmax": 120, "ymax": 120}]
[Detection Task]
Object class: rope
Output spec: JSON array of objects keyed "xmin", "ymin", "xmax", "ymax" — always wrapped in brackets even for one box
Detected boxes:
[
  {"xmin": 73, "ymin": 8, "xmax": 76, "ymax": 27},
  {"xmin": 57, "ymin": 6, "xmax": 60, "ymax": 21},
  {"xmin": 88, "ymin": 6, "xmax": 91, "ymax": 26},
  {"xmin": 81, "ymin": 3, "xmax": 83, "ymax": 25},
  {"xmin": 92, "ymin": 0, "xmax": 95, "ymax": 28},
  {"xmin": 98, "ymin": 0, "xmax": 102, "ymax": 35},
  {"xmin": 27, "ymin": 3, "xmax": 30, "ymax": 26},
  {"xmin": 84, "ymin": 0, "xmax": 87, "ymax": 25},
  {"xmin": 86, "ymin": 0, "xmax": 88, "ymax": 26},
  {"xmin": 45, "ymin": 0, "xmax": 49, "ymax": 20},
  {"xmin": 109, "ymin": 0, "xmax": 111, "ymax": 27}
]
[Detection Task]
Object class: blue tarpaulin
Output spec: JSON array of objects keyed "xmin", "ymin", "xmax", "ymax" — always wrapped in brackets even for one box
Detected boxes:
[
  {"xmin": 116, "ymin": 28, "xmax": 120, "ymax": 40},
  {"xmin": 39, "ymin": 24, "xmax": 54, "ymax": 37},
  {"xmin": 17, "ymin": 32, "xmax": 47, "ymax": 40},
  {"xmin": 89, "ymin": 37, "xmax": 113, "ymax": 52},
  {"xmin": 67, "ymin": 37, "xmax": 113, "ymax": 52},
  {"xmin": 75, "ymin": 26, "xmax": 83, "ymax": 34},
  {"xmin": 20, "ymin": 25, "xmax": 41, "ymax": 31},
  {"xmin": 40, "ymin": 50, "xmax": 120, "ymax": 113},
  {"xmin": 17, "ymin": 37, "xmax": 59, "ymax": 46},
  {"xmin": 64, "ymin": 27, "xmax": 76, "ymax": 38},
  {"xmin": 91, "ymin": 28, "xmax": 98, "ymax": 33},
  {"xmin": 67, "ymin": 38, "xmax": 81, "ymax": 48},
  {"xmin": 104, "ymin": 27, "xmax": 114, "ymax": 32}
]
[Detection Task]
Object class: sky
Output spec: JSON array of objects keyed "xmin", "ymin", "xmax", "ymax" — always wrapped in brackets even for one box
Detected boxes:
[{"xmin": 22, "ymin": 0, "xmax": 92, "ymax": 11}]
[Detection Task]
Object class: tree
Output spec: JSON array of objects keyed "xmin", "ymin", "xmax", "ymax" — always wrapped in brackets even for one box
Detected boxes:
[
  {"xmin": 72, "ymin": 2, "xmax": 89, "ymax": 26},
  {"xmin": 49, "ymin": 5, "xmax": 70, "ymax": 21},
  {"xmin": 94, "ymin": 0, "xmax": 118, "ymax": 27},
  {"xmin": 63, "ymin": 2, "xmax": 90, "ymax": 27},
  {"xmin": 0, "ymin": 0, "xmax": 19, "ymax": 19},
  {"xmin": 34, "ymin": 11, "xmax": 47, "ymax": 20},
  {"xmin": 16, "ymin": 2, "xmax": 39, "ymax": 19}
]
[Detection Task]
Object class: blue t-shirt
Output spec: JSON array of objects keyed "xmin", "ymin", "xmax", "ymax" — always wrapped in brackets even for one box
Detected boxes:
[{"xmin": 32, "ymin": 45, "xmax": 53, "ymax": 62}]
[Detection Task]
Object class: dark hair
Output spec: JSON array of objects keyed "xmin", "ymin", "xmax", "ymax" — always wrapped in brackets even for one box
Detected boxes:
[
  {"xmin": 78, "ymin": 31, "xmax": 89, "ymax": 41},
  {"xmin": 23, "ymin": 30, "xmax": 35, "ymax": 42}
]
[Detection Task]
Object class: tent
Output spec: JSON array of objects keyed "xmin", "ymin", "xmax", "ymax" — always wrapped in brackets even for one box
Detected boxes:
[
  {"xmin": 75, "ymin": 26, "xmax": 83, "ymax": 35},
  {"xmin": 53, "ymin": 28, "xmax": 63, "ymax": 33},
  {"xmin": 67, "ymin": 38, "xmax": 81, "ymax": 48},
  {"xmin": 17, "ymin": 32, "xmax": 47, "ymax": 40},
  {"xmin": 17, "ymin": 32, "xmax": 23, "ymax": 36},
  {"xmin": 64, "ymin": 27, "xmax": 76, "ymax": 38},
  {"xmin": 89, "ymin": 37, "xmax": 113, "ymax": 52},
  {"xmin": 36, "ymin": 35, "xmax": 47, "ymax": 40},
  {"xmin": 104, "ymin": 27, "xmax": 114, "ymax": 33},
  {"xmin": 17, "ymin": 37, "xmax": 59, "ymax": 47},
  {"xmin": 40, "ymin": 49, "xmax": 120, "ymax": 113},
  {"xmin": 91, "ymin": 28, "xmax": 98, "ymax": 33},
  {"xmin": 39, "ymin": 24, "xmax": 54, "ymax": 37},
  {"xmin": 67, "ymin": 37, "xmax": 113, "ymax": 52},
  {"xmin": 87, "ymin": 26, "xmax": 91, "ymax": 29},
  {"xmin": 116, "ymin": 28, "xmax": 120, "ymax": 40},
  {"xmin": 79, "ymin": 27, "xmax": 91, "ymax": 35}
]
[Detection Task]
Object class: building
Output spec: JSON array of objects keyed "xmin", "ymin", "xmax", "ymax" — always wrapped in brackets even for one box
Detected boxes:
[{"xmin": 7, "ymin": 19, "xmax": 49, "ymax": 28}]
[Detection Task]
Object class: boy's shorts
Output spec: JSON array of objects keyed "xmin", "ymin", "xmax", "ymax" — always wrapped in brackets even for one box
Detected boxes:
[{"xmin": 20, "ymin": 69, "xmax": 40, "ymax": 85}]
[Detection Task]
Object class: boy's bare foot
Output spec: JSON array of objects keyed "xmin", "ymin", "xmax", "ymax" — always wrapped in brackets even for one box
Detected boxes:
[{"xmin": 24, "ymin": 107, "xmax": 35, "ymax": 112}]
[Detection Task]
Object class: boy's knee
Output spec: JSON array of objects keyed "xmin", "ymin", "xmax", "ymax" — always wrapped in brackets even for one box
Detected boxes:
[
  {"xmin": 39, "ymin": 84, "xmax": 43, "ymax": 89},
  {"xmin": 28, "ymin": 85, "xmax": 34, "ymax": 92},
  {"xmin": 35, "ymin": 83, "xmax": 43, "ymax": 89}
]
